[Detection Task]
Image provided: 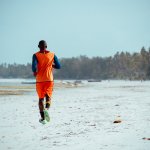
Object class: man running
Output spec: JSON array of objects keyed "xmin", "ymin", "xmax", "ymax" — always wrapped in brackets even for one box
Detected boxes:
[{"xmin": 32, "ymin": 40, "xmax": 61, "ymax": 124}]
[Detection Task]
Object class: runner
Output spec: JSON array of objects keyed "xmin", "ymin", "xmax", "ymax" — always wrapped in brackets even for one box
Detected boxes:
[{"xmin": 32, "ymin": 40, "xmax": 61, "ymax": 124}]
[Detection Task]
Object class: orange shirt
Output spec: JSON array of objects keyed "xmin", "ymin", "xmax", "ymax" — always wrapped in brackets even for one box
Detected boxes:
[{"xmin": 35, "ymin": 51, "xmax": 54, "ymax": 82}]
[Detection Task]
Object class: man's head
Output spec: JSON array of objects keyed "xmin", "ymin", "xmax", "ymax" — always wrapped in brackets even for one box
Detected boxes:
[{"xmin": 38, "ymin": 40, "xmax": 47, "ymax": 50}]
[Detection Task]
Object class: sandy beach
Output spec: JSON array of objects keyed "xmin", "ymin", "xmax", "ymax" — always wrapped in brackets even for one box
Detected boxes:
[{"xmin": 0, "ymin": 79, "xmax": 150, "ymax": 150}]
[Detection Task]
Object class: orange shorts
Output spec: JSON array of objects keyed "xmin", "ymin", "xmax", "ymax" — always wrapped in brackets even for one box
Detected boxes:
[{"xmin": 36, "ymin": 81, "xmax": 54, "ymax": 99}]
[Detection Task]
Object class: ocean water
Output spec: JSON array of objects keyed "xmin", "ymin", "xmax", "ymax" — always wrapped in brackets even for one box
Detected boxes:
[{"xmin": 0, "ymin": 78, "xmax": 35, "ymax": 86}]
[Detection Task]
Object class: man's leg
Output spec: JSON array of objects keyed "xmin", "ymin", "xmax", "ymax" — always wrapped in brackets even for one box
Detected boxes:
[
  {"xmin": 43, "ymin": 94, "xmax": 51, "ymax": 122},
  {"xmin": 45, "ymin": 81, "xmax": 53, "ymax": 109},
  {"xmin": 43, "ymin": 82, "xmax": 53, "ymax": 122},
  {"xmin": 45, "ymin": 94, "xmax": 51, "ymax": 110},
  {"xmin": 39, "ymin": 98, "xmax": 45, "ymax": 120}
]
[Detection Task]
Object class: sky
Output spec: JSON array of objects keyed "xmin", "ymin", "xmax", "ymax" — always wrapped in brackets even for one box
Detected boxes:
[{"xmin": 0, "ymin": 0, "xmax": 150, "ymax": 64}]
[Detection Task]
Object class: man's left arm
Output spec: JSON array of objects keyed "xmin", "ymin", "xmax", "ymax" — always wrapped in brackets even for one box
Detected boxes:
[{"xmin": 32, "ymin": 54, "xmax": 38, "ymax": 76}]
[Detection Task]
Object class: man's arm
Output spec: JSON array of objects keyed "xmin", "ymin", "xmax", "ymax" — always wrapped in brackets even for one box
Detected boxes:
[
  {"xmin": 53, "ymin": 55, "xmax": 61, "ymax": 69},
  {"xmin": 32, "ymin": 54, "xmax": 38, "ymax": 76}
]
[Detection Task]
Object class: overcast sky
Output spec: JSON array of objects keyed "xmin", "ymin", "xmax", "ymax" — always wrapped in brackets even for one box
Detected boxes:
[{"xmin": 0, "ymin": 0, "xmax": 150, "ymax": 64}]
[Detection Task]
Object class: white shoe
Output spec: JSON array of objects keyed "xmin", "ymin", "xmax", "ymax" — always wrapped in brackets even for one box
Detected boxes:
[
  {"xmin": 44, "ymin": 109, "xmax": 50, "ymax": 122},
  {"xmin": 39, "ymin": 118, "xmax": 47, "ymax": 124}
]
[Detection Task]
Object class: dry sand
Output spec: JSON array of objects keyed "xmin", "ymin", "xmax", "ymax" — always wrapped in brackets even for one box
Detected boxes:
[{"xmin": 0, "ymin": 80, "xmax": 150, "ymax": 150}]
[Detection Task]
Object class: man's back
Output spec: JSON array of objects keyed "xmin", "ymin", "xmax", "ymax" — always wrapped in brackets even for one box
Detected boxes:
[{"xmin": 35, "ymin": 51, "xmax": 54, "ymax": 82}]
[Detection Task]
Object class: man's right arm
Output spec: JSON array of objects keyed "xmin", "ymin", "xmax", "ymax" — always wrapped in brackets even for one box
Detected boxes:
[{"xmin": 53, "ymin": 55, "xmax": 61, "ymax": 69}]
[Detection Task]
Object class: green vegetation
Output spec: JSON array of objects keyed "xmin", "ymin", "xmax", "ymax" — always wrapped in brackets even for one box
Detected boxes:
[{"xmin": 0, "ymin": 47, "xmax": 150, "ymax": 80}]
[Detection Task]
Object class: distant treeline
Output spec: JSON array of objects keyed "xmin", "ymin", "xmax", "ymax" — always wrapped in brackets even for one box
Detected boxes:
[{"xmin": 0, "ymin": 47, "xmax": 150, "ymax": 80}]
